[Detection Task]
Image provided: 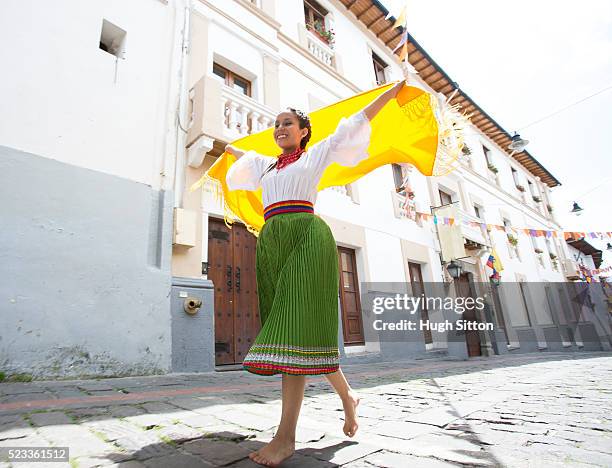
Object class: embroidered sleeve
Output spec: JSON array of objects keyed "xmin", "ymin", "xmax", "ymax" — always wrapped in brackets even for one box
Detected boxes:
[
  {"xmin": 324, "ymin": 110, "xmax": 372, "ymax": 167},
  {"xmin": 226, "ymin": 150, "xmax": 275, "ymax": 191}
]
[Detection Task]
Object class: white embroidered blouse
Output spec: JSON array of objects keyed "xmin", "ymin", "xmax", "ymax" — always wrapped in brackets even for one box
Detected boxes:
[{"xmin": 226, "ymin": 110, "xmax": 372, "ymax": 208}]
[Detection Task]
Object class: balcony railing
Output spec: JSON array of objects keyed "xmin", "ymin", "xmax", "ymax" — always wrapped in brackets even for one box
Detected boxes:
[
  {"xmin": 221, "ymin": 85, "xmax": 275, "ymax": 140},
  {"xmin": 306, "ymin": 30, "xmax": 334, "ymax": 67},
  {"xmin": 391, "ymin": 191, "xmax": 420, "ymax": 225}
]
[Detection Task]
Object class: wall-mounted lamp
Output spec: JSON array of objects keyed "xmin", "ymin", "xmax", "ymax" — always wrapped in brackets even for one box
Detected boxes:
[{"xmin": 446, "ymin": 260, "xmax": 462, "ymax": 279}]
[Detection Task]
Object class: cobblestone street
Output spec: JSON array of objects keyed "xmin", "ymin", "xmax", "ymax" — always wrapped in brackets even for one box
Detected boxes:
[{"xmin": 1, "ymin": 352, "xmax": 611, "ymax": 467}]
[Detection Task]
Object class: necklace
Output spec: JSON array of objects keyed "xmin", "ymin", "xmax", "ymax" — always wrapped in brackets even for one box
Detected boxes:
[{"xmin": 276, "ymin": 147, "xmax": 305, "ymax": 171}]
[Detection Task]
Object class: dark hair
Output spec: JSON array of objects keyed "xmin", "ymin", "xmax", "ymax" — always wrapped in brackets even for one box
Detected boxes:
[{"xmin": 262, "ymin": 108, "xmax": 312, "ymax": 177}]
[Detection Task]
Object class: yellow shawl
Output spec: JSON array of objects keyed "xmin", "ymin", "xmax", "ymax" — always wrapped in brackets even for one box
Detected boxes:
[{"xmin": 189, "ymin": 81, "xmax": 466, "ymax": 236}]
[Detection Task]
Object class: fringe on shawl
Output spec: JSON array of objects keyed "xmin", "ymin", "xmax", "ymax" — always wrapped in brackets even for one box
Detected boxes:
[
  {"xmin": 428, "ymin": 92, "xmax": 473, "ymax": 177},
  {"xmin": 189, "ymin": 171, "xmax": 262, "ymax": 238}
]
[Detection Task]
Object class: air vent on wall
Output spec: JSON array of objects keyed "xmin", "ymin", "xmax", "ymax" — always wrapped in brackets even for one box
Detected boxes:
[{"xmin": 99, "ymin": 19, "xmax": 126, "ymax": 59}]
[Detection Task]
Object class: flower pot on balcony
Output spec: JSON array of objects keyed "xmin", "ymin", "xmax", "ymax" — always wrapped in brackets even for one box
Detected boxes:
[
  {"xmin": 534, "ymin": 248, "xmax": 544, "ymax": 254},
  {"xmin": 515, "ymin": 184, "xmax": 526, "ymax": 192},
  {"xmin": 487, "ymin": 164, "xmax": 498, "ymax": 174},
  {"xmin": 532, "ymin": 196, "xmax": 542, "ymax": 203},
  {"xmin": 306, "ymin": 21, "xmax": 335, "ymax": 48},
  {"xmin": 507, "ymin": 234, "xmax": 519, "ymax": 246}
]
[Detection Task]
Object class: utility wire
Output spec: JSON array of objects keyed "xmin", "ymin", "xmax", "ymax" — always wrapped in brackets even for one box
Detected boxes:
[{"xmin": 516, "ymin": 83, "xmax": 612, "ymax": 132}]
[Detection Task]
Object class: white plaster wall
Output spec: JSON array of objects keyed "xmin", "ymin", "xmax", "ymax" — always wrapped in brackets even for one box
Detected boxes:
[
  {"xmin": 0, "ymin": 0, "xmax": 180, "ymax": 188},
  {"xmin": 364, "ymin": 230, "xmax": 407, "ymax": 283}
]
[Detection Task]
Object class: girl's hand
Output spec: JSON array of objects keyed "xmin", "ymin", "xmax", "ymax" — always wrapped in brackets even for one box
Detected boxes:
[
  {"xmin": 363, "ymin": 80, "xmax": 408, "ymax": 121},
  {"xmin": 225, "ymin": 144, "xmax": 246, "ymax": 159},
  {"xmin": 390, "ymin": 80, "xmax": 406, "ymax": 98}
]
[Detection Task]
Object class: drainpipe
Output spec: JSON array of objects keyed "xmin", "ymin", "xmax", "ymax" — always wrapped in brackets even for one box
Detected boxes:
[
  {"xmin": 158, "ymin": 0, "xmax": 191, "ymax": 206},
  {"xmin": 172, "ymin": 1, "xmax": 192, "ymax": 208}
]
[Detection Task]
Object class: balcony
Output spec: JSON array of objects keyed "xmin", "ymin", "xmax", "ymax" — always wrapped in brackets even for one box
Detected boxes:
[
  {"xmin": 187, "ymin": 75, "xmax": 277, "ymax": 154},
  {"xmin": 221, "ymin": 85, "xmax": 276, "ymax": 141},
  {"xmin": 435, "ymin": 204, "xmax": 489, "ymax": 262},
  {"xmin": 301, "ymin": 28, "xmax": 335, "ymax": 68},
  {"xmin": 391, "ymin": 191, "xmax": 420, "ymax": 225},
  {"xmin": 562, "ymin": 258, "xmax": 580, "ymax": 280}
]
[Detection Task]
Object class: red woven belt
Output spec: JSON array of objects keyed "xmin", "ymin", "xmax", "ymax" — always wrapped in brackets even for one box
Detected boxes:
[{"xmin": 263, "ymin": 200, "xmax": 314, "ymax": 221}]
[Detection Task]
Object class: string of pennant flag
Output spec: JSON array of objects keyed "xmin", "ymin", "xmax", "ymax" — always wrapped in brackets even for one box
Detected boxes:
[
  {"xmin": 583, "ymin": 265, "xmax": 612, "ymax": 277},
  {"xmin": 410, "ymin": 210, "xmax": 612, "ymax": 241}
]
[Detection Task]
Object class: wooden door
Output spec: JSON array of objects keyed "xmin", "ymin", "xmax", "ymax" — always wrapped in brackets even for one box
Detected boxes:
[
  {"xmin": 208, "ymin": 218, "xmax": 260, "ymax": 365},
  {"xmin": 338, "ymin": 247, "xmax": 365, "ymax": 345},
  {"xmin": 408, "ymin": 262, "xmax": 432, "ymax": 344},
  {"xmin": 455, "ymin": 272, "xmax": 481, "ymax": 357}
]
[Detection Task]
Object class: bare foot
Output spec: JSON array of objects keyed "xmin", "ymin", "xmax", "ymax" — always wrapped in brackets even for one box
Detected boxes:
[
  {"xmin": 249, "ymin": 437, "xmax": 295, "ymax": 467},
  {"xmin": 342, "ymin": 390, "xmax": 360, "ymax": 437}
]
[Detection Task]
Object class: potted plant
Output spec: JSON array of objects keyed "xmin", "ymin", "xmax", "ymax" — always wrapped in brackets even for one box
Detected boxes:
[
  {"xmin": 546, "ymin": 204, "xmax": 553, "ymax": 213},
  {"xmin": 532, "ymin": 195, "xmax": 542, "ymax": 203},
  {"xmin": 515, "ymin": 184, "xmax": 526, "ymax": 192},
  {"xmin": 534, "ymin": 247, "xmax": 544, "ymax": 254},
  {"xmin": 461, "ymin": 144, "xmax": 472, "ymax": 156},
  {"xmin": 507, "ymin": 234, "xmax": 519, "ymax": 247},
  {"xmin": 306, "ymin": 20, "xmax": 335, "ymax": 48},
  {"xmin": 487, "ymin": 163, "xmax": 498, "ymax": 174},
  {"xmin": 549, "ymin": 253, "xmax": 558, "ymax": 269}
]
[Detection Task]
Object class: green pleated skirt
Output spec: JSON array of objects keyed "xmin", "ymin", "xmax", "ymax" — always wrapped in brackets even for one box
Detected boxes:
[{"xmin": 242, "ymin": 212, "xmax": 340, "ymax": 376}]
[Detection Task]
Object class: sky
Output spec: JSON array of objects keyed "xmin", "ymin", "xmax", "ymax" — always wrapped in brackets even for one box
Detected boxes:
[{"xmin": 383, "ymin": 0, "xmax": 612, "ymax": 267}]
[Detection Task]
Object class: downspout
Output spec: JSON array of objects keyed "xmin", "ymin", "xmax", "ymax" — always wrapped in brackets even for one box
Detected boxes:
[{"xmin": 172, "ymin": 0, "xmax": 192, "ymax": 208}]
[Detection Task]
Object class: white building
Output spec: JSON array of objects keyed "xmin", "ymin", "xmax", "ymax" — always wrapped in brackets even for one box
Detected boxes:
[
  {"xmin": 1, "ymin": 0, "xmax": 607, "ymax": 378},
  {"xmin": 0, "ymin": 0, "xmax": 190, "ymax": 377}
]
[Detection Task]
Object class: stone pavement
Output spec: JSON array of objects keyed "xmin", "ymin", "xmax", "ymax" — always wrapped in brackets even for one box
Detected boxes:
[{"xmin": 1, "ymin": 351, "xmax": 611, "ymax": 468}]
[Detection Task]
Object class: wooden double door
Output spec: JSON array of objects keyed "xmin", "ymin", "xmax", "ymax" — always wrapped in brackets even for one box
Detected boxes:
[
  {"xmin": 208, "ymin": 218, "xmax": 260, "ymax": 365},
  {"xmin": 208, "ymin": 218, "xmax": 366, "ymax": 365}
]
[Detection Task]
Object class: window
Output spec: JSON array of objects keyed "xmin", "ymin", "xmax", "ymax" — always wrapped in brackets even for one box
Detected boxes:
[
  {"xmin": 504, "ymin": 218, "xmax": 520, "ymax": 261},
  {"xmin": 304, "ymin": 0, "xmax": 327, "ymax": 29},
  {"xmin": 511, "ymin": 167, "xmax": 519, "ymax": 186},
  {"xmin": 99, "ymin": 19, "xmax": 126, "ymax": 59},
  {"xmin": 483, "ymin": 145, "xmax": 493, "ymax": 165},
  {"xmin": 439, "ymin": 189, "xmax": 453, "ymax": 206},
  {"xmin": 212, "ymin": 62, "xmax": 251, "ymax": 97},
  {"xmin": 546, "ymin": 238, "xmax": 558, "ymax": 270},
  {"xmin": 392, "ymin": 164, "xmax": 407, "ymax": 195},
  {"xmin": 372, "ymin": 52, "xmax": 387, "ymax": 85},
  {"xmin": 527, "ymin": 180, "xmax": 535, "ymax": 196},
  {"xmin": 473, "ymin": 204, "xmax": 483, "ymax": 219}
]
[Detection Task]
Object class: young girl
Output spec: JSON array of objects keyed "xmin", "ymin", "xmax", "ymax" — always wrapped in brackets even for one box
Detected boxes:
[{"xmin": 225, "ymin": 80, "xmax": 405, "ymax": 467}]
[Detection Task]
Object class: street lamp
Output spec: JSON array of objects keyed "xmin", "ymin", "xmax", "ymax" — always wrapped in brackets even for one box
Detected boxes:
[
  {"xmin": 508, "ymin": 132, "xmax": 529, "ymax": 152},
  {"xmin": 571, "ymin": 201, "xmax": 584, "ymax": 216},
  {"xmin": 446, "ymin": 260, "xmax": 462, "ymax": 279}
]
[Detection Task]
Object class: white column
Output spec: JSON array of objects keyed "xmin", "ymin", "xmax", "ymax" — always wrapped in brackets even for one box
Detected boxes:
[
  {"xmin": 228, "ymin": 101, "xmax": 240, "ymax": 132},
  {"xmin": 250, "ymin": 111, "xmax": 261, "ymax": 134}
]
